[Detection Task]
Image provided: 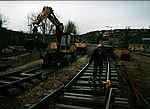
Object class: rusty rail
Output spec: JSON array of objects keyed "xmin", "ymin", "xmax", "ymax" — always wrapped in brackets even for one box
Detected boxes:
[
  {"xmin": 27, "ymin": 85, "xmax": 64, "ymax": 109},
  {"xmin": 0, "ymin": 66, "xmax": 53, "ymax": 96},
  {"xmin": 121, "ymin": 63, "xmax": 150, "ymax": 109},
  {"xmin": 64, "ymin": 63, "xmax": 89, "ymax": 90}
]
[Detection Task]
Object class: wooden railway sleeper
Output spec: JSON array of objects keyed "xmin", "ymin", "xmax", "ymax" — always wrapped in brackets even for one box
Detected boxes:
[{"xmin": 21, "ymin": 59, "xmax": 130, "ymax": 109}]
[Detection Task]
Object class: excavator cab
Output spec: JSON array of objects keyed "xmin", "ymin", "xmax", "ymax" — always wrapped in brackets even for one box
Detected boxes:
[
  {"xmin": 60, "ymin": 33, "xmax": 71, "ymax": 50},
  {"xmin": 43, "ymin": 33, "xmax": 77, "ymax": 67}
]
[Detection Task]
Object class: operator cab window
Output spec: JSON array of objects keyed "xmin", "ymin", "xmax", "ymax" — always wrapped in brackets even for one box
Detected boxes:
[{"xmin": 60, "ymin": 34, "xmax": 71, "ymax": 46}]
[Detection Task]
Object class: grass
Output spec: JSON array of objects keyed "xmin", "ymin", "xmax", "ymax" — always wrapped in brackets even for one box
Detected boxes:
[{"xmin": 116, "ymin": 49, "xmax": 150, "ymax": 107}]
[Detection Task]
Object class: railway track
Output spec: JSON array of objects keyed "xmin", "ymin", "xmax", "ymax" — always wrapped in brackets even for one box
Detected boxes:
[
  {"xmin": 0, "ymin": 66, "xmax": 56, "ymax": 96},
  {"xmin": 0, "ymin": 54, "xmax": 84, "ymax": 96},
  {"xmin": 117, "ymin": 63, "xmax": 150, "ymax": 109},
  {"xmin": 22, "ymin": 59, "xmax": 130, "ymax": 109},
  {"xmin": 0, "ymin": 53, "xmax": 32, "ymax": 71}
]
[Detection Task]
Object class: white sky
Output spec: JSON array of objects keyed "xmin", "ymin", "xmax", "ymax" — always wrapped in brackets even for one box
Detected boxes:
[{"xmin": 0, "ymin": 1, "xmax": 150, "ymax": 34}]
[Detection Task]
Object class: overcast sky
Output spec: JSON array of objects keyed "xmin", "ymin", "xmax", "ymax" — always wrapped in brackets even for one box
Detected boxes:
[{"xmin": 0, "ymin": 1, "xmax": 150, "ymax": 34}]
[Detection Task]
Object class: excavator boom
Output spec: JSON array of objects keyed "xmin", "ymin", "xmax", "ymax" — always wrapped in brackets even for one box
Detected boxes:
[
  {"xmin": 32, "ymin": 6, "xmax": 63, "ymax": 52},
  {"xmin": 33, "ymin": 6, "xmax": 63, "ymax": 31}
]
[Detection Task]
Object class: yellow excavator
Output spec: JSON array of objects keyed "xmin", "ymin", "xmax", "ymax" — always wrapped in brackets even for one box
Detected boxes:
[
  {"xmin": 75, "ymin": 37, "xmax": 87, "ymax": 55},
  {"xmin": 25, "ymin": 6, "xmax": 77, "ymax": 67}
]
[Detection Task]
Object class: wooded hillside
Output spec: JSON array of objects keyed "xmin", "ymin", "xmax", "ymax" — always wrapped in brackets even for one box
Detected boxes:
[{"xmin": 0, "ymin": 27, "xmax": 29, "ymax": 51}]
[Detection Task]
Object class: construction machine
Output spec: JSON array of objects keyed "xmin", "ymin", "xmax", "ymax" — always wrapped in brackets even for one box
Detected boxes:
[
  {"xmin": 99, "ymin": 34, "xmax": 114, "ymax": 59},
  {"xmin": 75, "ymin": 37, "xmax": 87, "ymax": 55},
  {"xmin": 25, "ymin": 6, "xmax": 77, "ymax": 67}
]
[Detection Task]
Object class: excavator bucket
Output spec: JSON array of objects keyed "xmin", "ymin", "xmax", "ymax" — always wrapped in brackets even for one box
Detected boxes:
[{"xmin": 24, "ymin": 37, "xmax": 48, "ymax": 53}]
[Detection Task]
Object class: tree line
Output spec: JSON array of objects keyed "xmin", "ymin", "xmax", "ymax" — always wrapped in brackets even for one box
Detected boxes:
[{"xmin": 0, "ymin": 12, "xmax": 78, "ymax": 51}]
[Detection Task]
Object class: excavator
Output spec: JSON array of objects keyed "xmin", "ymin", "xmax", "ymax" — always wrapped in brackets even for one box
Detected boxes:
[
  {"xmin": 25, "ymin": 6, "xmax": 77, "ymax": 67},
  {"xmin": 75, "ymin": 37, "xmax": 87, "ymax": 55}
]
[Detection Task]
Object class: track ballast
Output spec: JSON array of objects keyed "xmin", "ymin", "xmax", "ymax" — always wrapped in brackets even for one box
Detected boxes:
[{"xmin": 22, "ymin": 58, "xmax": 130, "ymax": 109}]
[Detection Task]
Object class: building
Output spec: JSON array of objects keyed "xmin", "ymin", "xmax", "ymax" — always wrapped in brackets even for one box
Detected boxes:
[
  {"xmin": 128, "ymin": 41, "xmax": 143, "ymax": 51},
  {"xmin": 142, "ymin": 38, "xmax": 150, "ymax": 53}
]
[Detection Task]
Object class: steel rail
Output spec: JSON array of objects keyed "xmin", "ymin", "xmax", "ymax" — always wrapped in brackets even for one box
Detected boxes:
[
  {"xmin": 21, "ymin": 59, "xmax": 129, "ymax": 109},
  {"xmin": 22, "ymin": 64, "xmax": 89, "ymax": 109},
  {"xmin": 28, "ymin": 85, "xmax": 65, "ymax": 109},
  {"xmin": 0, "ymin": 66, "xmax": 46, "ymax": 96},
  {"xmin": 121, "ymin": 63, "xmax": 150, "ymax": 109},
  {"xmin": 0, "ymin": 67, "xmax": 41, "ymax": 88},
  {"xmin": 105, "ymin": 88, "xmax": 113, "ymax": 109},
  {"xmin": 122, "ymin": 63, "xmax": 141, "ymax": 107},
  {"xmin": 106, "ymin": 59, "xmax": 110, "ymax": 80},
  {"xmin": 64, "ymin": 63, "xmax": 89, "ymax": 90}
]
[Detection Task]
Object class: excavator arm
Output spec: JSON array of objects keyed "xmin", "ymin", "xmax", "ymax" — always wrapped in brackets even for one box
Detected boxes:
[
  {"xmin": 34, "ymin": 7, "xmax": 60, "ymax": 26},
  {"xmin": 31, "ymin": 6, "xmax": 64, "ymax": 52}
]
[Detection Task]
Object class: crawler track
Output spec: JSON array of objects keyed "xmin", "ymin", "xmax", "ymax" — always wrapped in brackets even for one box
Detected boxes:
[{"xmin": 22, "ymin": 59, "xmax": 130, "ymax": 109}]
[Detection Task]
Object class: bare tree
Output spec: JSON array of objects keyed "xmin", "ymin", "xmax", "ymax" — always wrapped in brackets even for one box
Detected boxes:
[
  {"xmin": 64, "ymin": 20, "xmax": 78, "ymax": 35},
  {"xmin": 27, "ymin": 12, "xmax": 55, "ymax": 35},
  {"xmin": 0, "ymin": 13, "xmax": 8, "ymax": 28},
  {"xmin": 39, "ymin": 19, "xmax": 55, "ymax": 35},
  {"xmin": 27, "ymin": 12, "xmax": 38, "ymax": 33}
]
